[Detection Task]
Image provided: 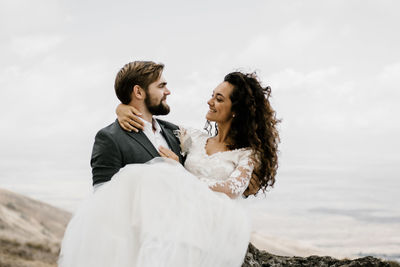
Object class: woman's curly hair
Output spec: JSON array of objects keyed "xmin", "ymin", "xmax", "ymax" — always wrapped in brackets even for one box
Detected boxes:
[{"xmin": 206, "ymin": 71, "xmax": 280, "ymax": 196}]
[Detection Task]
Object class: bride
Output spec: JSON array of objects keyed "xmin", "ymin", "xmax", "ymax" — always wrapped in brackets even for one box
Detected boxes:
[{"xmin": 58, "ymin": 71, "xmax": 279, "ymax": 267}]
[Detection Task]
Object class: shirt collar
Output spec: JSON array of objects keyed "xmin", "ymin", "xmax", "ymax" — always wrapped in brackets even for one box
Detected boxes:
[{"xmin": 140, "ymin": 117, "xmax": 162, "ymax": 135}]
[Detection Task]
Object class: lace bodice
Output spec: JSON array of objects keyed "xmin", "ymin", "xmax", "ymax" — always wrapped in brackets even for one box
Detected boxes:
[{"xmin": 178, "ymin": 128, "xmax": 254, "ymax": 199}]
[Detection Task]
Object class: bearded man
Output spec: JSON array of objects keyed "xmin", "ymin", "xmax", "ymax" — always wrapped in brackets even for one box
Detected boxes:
[{"xmin": 90, "ymin": 61, "xmax": 184, "ymax": 190}]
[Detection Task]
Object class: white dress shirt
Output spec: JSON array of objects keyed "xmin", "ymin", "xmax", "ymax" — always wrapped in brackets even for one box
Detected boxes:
[{"xmin": 140, "ymin": 117, "xmax": 171, "ymax": 151}]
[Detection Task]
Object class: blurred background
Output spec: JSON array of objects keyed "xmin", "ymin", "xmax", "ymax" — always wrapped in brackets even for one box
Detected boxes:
[{"xmin": 1, "ymin": 0, "xmax": 399, "ymax": 261}]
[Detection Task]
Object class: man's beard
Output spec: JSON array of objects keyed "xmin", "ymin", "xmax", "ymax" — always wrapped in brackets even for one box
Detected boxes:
[{"xmin": 145, "ymin": 97, "xmax": 170, "ymax": 115}]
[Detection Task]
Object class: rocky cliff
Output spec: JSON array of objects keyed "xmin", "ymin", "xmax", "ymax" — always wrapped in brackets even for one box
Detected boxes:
[{"xmin": 242, "ymin": 243, "xmax": 399, "ymax": 267}]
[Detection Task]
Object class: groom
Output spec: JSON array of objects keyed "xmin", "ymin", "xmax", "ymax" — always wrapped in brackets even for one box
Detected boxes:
[{"xmin": 90, "ymin": 61, "xmax": 184, "ymax": 189}]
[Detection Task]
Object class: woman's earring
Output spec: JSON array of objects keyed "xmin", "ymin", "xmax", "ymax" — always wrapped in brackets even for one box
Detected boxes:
[{"xmin": 232, "ymin": 114, "xmax": 236, "ymax": 118}]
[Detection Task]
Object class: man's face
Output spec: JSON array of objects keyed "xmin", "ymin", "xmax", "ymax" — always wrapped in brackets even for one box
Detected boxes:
[{"xmin": 145, "ymin": 75, "xmax": 171, "ymax": 115}]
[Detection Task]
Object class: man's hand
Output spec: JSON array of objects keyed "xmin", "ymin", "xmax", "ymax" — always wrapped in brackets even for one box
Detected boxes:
[
  {"xmin": 116, "ymin": 104, "xmax": 144, "ymax": 132},
  {"xmin": 159, "ymin": 146, "xmax": 179, "ymax": 162},
  {"xmin": 243, "ymin": 176, "xmax": 260, "ymax": 197}
]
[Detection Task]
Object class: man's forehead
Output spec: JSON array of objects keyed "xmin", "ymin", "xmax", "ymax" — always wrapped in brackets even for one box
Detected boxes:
[
  {"xmin": 151, "ymin": 75, "xmax": 167, "ymax": 86},
  {"xmin": 157, "ymin": 74, "xmax": 167, "ymax": 83},
  {"xmin": 155, "ymin": 75, "xmax": 167, "ymax": 84}
]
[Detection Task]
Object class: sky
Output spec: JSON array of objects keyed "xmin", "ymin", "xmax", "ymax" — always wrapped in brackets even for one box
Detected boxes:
[{"xmin": 0, "ymin": 0, "xmax": 399, "ymax": 211}]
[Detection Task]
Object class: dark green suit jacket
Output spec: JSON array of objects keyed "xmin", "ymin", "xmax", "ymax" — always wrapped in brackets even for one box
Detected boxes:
[{"xmin": 90, "ymin": 119, "xmax": 183, "ymax": 186}]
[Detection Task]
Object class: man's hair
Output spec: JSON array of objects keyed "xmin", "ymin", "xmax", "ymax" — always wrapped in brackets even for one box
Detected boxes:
[{"xmin": 114, "ymin": 61, "xmax": 164, "ymax": 104}]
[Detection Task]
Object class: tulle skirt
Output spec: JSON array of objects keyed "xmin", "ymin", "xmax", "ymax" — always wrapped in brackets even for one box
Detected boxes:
[{"xmin": 58, "ymin": 158, "xmax": 251, "ymax": 267}]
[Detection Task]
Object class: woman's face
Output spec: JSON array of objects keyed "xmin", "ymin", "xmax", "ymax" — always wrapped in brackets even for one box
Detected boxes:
[{"xmin": 206, "ymin": 82, "xmax": 234, "ymax": 123}]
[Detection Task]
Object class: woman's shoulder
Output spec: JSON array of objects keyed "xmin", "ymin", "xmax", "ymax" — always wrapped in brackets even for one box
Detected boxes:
[
  {"xmin": 175, "ymin": 127, "xmax": 209, "ymax": 153},
  {"xmin": 221, "ymin": 147, "xmax": 254, "ymax": 167},
  {"xmin": 228, "ymin": 147, "xmax": 253, "ymax": 161},
  {"xmin": 176, "ymin": 127, "xmax": 209, "ymax": 140}
]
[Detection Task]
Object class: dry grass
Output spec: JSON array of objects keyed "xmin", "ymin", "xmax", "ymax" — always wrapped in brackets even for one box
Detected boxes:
[
  {"xmin": 0, "ymin": 188, "xmax": 71, "ymax": 267},
  {"xmin": 0, "ymin": 237, "xmax": 60, "ymax": 267}
]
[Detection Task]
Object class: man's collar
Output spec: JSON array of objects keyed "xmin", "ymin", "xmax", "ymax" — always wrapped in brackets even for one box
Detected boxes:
[{"xmin": 139, "ymin": 117, "xmax": 161, "ymax": 134}]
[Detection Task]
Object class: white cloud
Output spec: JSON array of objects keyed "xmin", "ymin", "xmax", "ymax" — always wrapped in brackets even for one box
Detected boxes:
[
  {"xmin": 0, "ymin": 0, "xmax": 68, "ymax": 37},
  {"xmin": 378, "ymin": 62, "xmax": 400, "ymax": 91},
  {"xmin": 267, "ymin": 63, "xmax": 400, "ymax": 136},
  {"xmin": 10, "ymin": 34, "xmax": 66, "ymax": 58},
  {"xmin": 269, "ymin": 67, "xmax": 339, "ymax": 92},
  {"xmin": 278, "ymin": 21, "xmax": 322, "ymax": 49}
]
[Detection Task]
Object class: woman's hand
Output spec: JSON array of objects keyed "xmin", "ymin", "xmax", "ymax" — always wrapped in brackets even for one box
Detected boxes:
[
  {"xmin": 159, "ymin": 146, "xmax": 179, "ymax": 162},
  {"xmin": 116, "ymin": 104, "xmax": 144, "ymax": 132}
]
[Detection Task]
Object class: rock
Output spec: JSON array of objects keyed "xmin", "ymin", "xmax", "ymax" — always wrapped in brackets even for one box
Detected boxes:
[{"xmin": 242, "ymin": 243, "xmax": 398, "ymax": 267}]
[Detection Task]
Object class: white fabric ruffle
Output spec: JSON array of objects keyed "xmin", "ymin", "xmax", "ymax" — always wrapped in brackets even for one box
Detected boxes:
[{"xmin": 59, "ymin": 158, "xmax": 251, "ymax": 267}]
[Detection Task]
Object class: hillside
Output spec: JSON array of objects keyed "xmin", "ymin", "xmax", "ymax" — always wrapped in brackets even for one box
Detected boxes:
[{"xmin": 0, "ymin": 188, "xmax": 71, "ymax": 267}]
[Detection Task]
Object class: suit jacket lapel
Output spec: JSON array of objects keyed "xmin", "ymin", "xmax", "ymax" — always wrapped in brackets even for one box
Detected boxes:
[
  {"xmin": 126, "ymin": 131, "xmax": 160, "ymax": 158},
  {"xmin": 158, "ymin": 120, "xmax": 181, "ymax": 157}
]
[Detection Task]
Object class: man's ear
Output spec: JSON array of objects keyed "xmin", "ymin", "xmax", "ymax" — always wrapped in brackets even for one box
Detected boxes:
[{"xmin": 132, "ymin": 85, "xmax": 146, "ymax": 100}]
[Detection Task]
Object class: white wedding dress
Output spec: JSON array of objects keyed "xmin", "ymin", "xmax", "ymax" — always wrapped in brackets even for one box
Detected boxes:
[{"xmin": 59, "ymin": 128, "xmax": 254, "ymax": 267}]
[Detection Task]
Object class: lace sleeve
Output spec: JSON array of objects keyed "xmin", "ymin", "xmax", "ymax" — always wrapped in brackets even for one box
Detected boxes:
[{"xmin": 203, "ymin": 150, "xmax": 254, "ymax": 199}]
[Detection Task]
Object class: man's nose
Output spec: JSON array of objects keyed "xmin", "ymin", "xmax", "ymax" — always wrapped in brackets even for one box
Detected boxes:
[{"xmin": 165, "ymin": 87, "xmax": 171, "ymax": 95}]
